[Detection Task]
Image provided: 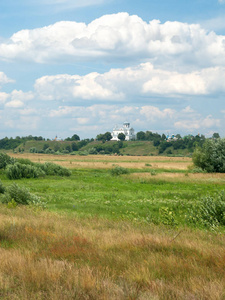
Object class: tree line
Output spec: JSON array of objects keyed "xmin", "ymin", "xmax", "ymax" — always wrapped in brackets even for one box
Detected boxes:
[{"xmin": 0, "ymin": 131, "xmax": 221, "ymax": 156}]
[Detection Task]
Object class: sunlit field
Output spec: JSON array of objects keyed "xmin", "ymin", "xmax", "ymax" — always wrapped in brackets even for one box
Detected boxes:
[
  {"xmin": 11, "ymin": 153, "xmax": 192, "ymax": 170},
  {"xmin": 1, "ymin": 153, "xmax": 225, "ymax": 299}
]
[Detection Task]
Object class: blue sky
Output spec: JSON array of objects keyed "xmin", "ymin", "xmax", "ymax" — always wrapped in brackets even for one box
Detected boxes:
[{"xmin": 0, "ymin": 0, "xmax": 225, "ymax": 139}]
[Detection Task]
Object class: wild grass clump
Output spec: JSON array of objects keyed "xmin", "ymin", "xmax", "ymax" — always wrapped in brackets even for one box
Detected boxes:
[
  {"xmin": 0, "ymin": 183, "xmax": 46, "ymax": 208},
  {"xmin": 110, "ymin": 165, "xmax": 129, "ymax": 176},
  {"xmin": 187, "ymin": 191, "xmax": 225, "ymax": 228},
  {"xmin": 6, "ymin": 163, "xmax": 45, "ymax": 179},
  {"xmin": 159, "ymin": 207, "xmax": 178, "ymax": 226}
]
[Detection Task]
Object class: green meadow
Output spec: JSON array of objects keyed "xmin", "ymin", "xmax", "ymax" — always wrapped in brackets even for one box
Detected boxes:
[{"xmin": 0, "ymin": 154, "xmax": 225, "ymax": 299}]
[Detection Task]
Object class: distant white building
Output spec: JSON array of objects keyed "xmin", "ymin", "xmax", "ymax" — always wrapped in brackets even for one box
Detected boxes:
[{"xmin": 111, "ymin": 122, "xmax": 136, "ymax": 141}]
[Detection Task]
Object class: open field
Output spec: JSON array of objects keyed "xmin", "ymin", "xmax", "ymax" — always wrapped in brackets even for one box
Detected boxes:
[
  {"xmin": 0, "ymin": 206, "xmax": 225, "ymax": 300},
  {"xmin": 1, "ymin": 153, "xmax": 225, "ymax": 299},
  {"xmin": 11, "ymin": 153, "xmax": 192, "ymax": 170}
]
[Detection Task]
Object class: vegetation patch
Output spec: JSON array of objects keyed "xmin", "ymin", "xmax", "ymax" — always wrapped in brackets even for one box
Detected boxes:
[
  {"xmin": 0, "ymin": 182, "xmax": 46, "ymax": 208},
  {"xmin": 0, "ymin": 153, "xmax": 71, "ymax": 179},
  {"xmin": 110, "ymin": 165, "xmax": 129, "ymax": 176}
]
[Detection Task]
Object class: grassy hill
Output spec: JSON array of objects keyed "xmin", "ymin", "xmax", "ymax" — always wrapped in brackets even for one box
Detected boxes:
[
  {"xmin": 15, "ymin": 140, "xmax": 75, "ymax": 153},
  {"xmin": 13, "ymin": 140, "xmax": 192, "ymax": 156}
]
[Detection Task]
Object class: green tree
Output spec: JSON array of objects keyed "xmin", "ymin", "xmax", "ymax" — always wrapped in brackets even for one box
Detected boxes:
[
  {"xmin": 54, "ymin": 143, "xmax": 61, "ymax": 152},
  {"xmin": 71, "ymin": 134, "xmax": 80, "ymax": 141},
  {"xmin": 65, "ymin": 145, "xmax": 72, "ymax": 152},
  {"xmin": 212, "ymin": 132, "xmax": 220, "ymax": 139},
  {"xmin": 71, "ymin": 142, "xmax": 78, "ymax": 151},
  {"xmin": 96, "ymin": 132, "xmax": 112, "ymax": 141},
  {"xmin": 118, "ymin": 133, "xmax": 125, "ymax": 141},
  {"xmin": 103, "ymin": 132, "xmax": 112, "ymax": 141},
  {"xmin": 192, "ymin": 138, "xmax": 225, "ymax": 172},
  {"xmin": 136, "ymin": 131, "xmax": 146, "ymax": 140},
  {"xmin": 43, "ymin": 143, "xmax": 49, "ymax": 151},
  {"xmin": 96, "ymin": 134, "xmax": 105, "ymax": 141}
]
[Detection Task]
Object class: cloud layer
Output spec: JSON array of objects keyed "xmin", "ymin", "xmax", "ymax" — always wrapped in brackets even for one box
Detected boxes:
[
  {"xmin": 1, "ymin": 13, "xmax": 225, "ymax": 69},
  {"xmin": 33, "ymin": 63, "xmax": 225, "ymax": 102},
  {"xmin": 1, "ymin": 12, "xmax": 224, "ymax": 138}
]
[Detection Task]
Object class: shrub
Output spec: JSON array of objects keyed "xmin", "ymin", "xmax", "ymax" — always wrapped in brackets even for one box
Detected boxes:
[
  {"xmin": 192, "ymin": 138, "xmax": 225, "ymax": 172},
  {"xmin": 6, "ymin": 163, "xmax": 45, "ymax": 179},
  {"xmin": 45, "ymin": 148, "xmax": 55, "ymax": 154},
  {"xmin": 38, "ymin": 162, "xmax": 71, "ymax": 177},
  {"xmin": 0, "ymin": 153, "xmax": 15, "ymax": 169},
  {"xmin": 110, "ymin": 166, "xmax": 129, "ymax": 176},
  {"xmin": 88, "ymin": 147, "xmax": 98, "ymax": 155},
  {"xmin": 0, "ymin": 183, "xmax": 43, "ymax": 206},
  {"xmin": 0, "ymin": 180, "xmax": 5, "ymax": 194},
  {"xmin": 61, "ymin": 150, "xmax": 69, "ymax": 154},
  {"xmin": 16, "ymin": 158, "xmax": 35, "ymax": 166},
  {"xmin": 29, "ymin": 147, "xmax": 37, "ymax": 153},
  {"xmin": 190, "ymin": 167, "xmax": 206, "ymax": 173}
]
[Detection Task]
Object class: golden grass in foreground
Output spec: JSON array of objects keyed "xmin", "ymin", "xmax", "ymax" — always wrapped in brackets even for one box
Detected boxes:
[{"xmin": 0, "ymin": 206, "xmax": 225, "ymax": 299}]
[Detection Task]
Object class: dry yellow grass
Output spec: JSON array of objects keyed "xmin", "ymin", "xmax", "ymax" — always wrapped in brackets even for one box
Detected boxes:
[
  {"xmin": 130, "ymin": 172, "xmax": 225, "ymax": 183},
  {"xmin": 11, "ymin": 153, "xmax": 192, "ymax": 170},
  {"xmin": 0, "ymin": 206, "xmax": 225, "ymax": 299}
]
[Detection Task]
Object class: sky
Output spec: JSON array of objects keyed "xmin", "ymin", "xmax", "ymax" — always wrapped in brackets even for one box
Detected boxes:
[{"xmin": 0, "ymin": 0, "xmax": 225, "ymax": 139}]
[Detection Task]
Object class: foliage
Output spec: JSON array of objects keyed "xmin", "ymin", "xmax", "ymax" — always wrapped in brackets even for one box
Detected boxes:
[
  {"xmin": 37, "ymin": 162, "xmax": 71, "ymax": 177},
  {"xmin": 0, "ymin": 135, "xmax": 45, "ymax": 150},
  {"xmin": 29, "ymin": 147, "xmax": 38, "ymax": 153},
  {"xmin": 0, "ymin": 183, "xmax": 45, "ymax": 207},
  {"xmin": 110, "ymin": 165, "xmax": 129, "ymax": 176},
  {"xmin": 88, "ymin": 147, "xmax": 98, "ymax": 154},
  {"xmin": 136, "ymin": 131, "xmax": 146, "ymax": 140},
  {"xmin": 0, "ymin": 152, "xmax": 15, "ymax": 169},
  {"xmin": 71, "ymin": 142, "xmax": 78, "ymax": 151},
  {"xmin": 212, "ymin": 132, "xmax": 220, "ymax": 139},
  {"xmin": 16, "ymin": 158, "xmax": 35, "ymax": 166},
  {"xmin": 6, "ymin": 163, "xmax": 45, "ymax": 179},
  {"xmin": 1, "ymin": 154, "xmax": 71, "ymax": 179},
  {"xmin": 117, "ymin": 133, "xmax": 125, "ymax": 141},
  {"xmin": 187, "ymin": 191, "xmax": 225, "ymax": 228},
  {"xmin": 189, "ymin": 167, "xmax": 206, "ymax": 173},
  {"xmin": 159, "ymin": 207, "xmax": 177, "ymax": 226},
  {"xmin": 192, "ymin": 138, "xmax": 225, "ymax": 172},
  {"xmin": 96, "ymin": 132, "xmax": 112, "ymax": 142},
  {"xmin": 0, "ymin": 179, "xmax": 5, "ymax": 194}
]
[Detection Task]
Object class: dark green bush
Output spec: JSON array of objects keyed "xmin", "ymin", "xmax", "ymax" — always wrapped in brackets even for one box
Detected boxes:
[
  {"xmin": 29, "ymin": 147, "xmax": 37, "ymax": 153},
  {"xmin": 38, "ymin": 162, "xmax": 71, "ymax": 177},
  {"xmin": 0, "ymin": 153, "xmax": 15, "ymax": 169},
  {"xmin": 0, "ymin": 180, "xmax": 5, "ymax": 194},
  {"xmin": 1, "ymin": 183, "xmax": 34, "ymax": 205},
  {"xmin": 16, "ymin": 158, "xmax": 35, "ymax": 166},
  {"xmin": 192, "ymin": 138, "xmax": 225, "ymax": 172},
  {"xmin": 0, "ymin": 183, "xmax": 46, "ymax": 208},
  {"xmin": 6, "ymin": 163, "xmax": 45, "ymax": 179},
  {"xmin": 110, "ymin": 166, "xmax": 129, "ymax": 176}
]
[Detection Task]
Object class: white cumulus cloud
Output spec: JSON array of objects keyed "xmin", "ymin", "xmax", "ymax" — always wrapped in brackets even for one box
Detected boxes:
[
  {"xmin": 0, "ymin": 13, "xmax": 225, "ymax": 69},
  {"xmin": 174, "ymin": 115, "xmax": 220, "ymax": 130},
  {"xmin": 0, "ymin": 72, "xmax": 14, "ymax": 88},
  {"xmin": 34, "ymin": 63, "xmax": 225, "ymax": 102},
  {"xmin": 5, "ymin": 100, "xmax": 24, "ymax": 108}
]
